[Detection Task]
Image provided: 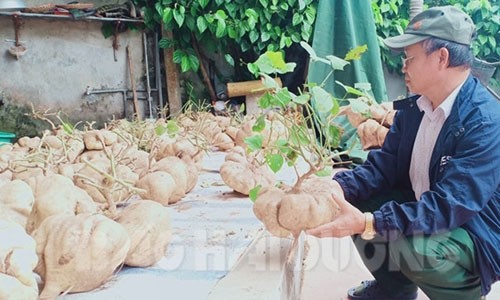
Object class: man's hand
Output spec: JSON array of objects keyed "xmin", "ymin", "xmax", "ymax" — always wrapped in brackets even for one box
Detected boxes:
[{"xmin": 306, "ymin": 181, "xmax": 365, "ymax": 238}]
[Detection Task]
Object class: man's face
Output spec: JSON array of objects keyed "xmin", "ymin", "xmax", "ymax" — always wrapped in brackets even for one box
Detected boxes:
[{"xmin": 401, "ymin": 42, "xmax": 440, "ymax": 95}]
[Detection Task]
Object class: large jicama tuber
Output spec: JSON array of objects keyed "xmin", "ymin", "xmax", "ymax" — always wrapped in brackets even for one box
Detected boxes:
[
  {"xmin": 0, "ymin": 180, "xmax": 35, "ymax": 228},
  {"xmin": 135, "ymin": 171, "xmax": 176, "ymax": 205},
  {"xmin": 33, "ymin": 213, "xmax": 130, "ymax": 299},
  {"xmin": 82, "ymin": 129, "xmax": 118, "ymax": 150},
  {"xmin": 26, "ymin": 174, "xmax": 97, "ymax": 234},
  {"xmin": 212, "ymin": 131, "xmax": 235, "ymax": 151},
  {"xmin": 220, "ymin": 146, "xmax": 275, "ymax": 195},
  {"xmin": 340, "ymin": 97, "xmax": 395, "ymax": 127},
  {"xmin": 115, "ymin": 200, "xmax": 171, "ymax": 267},
  {"xmin": 149, "ymin": 156, "xmax": 199, "ymax": 203},
  {"xmin": 155, "ymin": 136, "xmax": 205, "ymax": 170},
  {"xmin": 357, "ymin": 119, "xmax": 390, "ymax": 150},
  {"xmin": 253, "ymin": 176, "xmax": 340, "ymax": 237},
  {"xmin": 340, "ymin": 98, "xmax": 396, "ymax": 150},
  {"xmin": 74, "ymin": 158, "xmax": 139, "ymax": 211},
  {"xmin": 0, "ymin": 220, "xmax": 38, "ymax": 300}
]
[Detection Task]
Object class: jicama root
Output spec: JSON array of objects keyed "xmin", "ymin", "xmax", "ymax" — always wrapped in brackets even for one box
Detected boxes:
[
  {"xmin": 115, "ymin": 200, "xmax": 172, "ymax": 267},
  {"xmin": 357, "ymin": 119, "xmax": 389, "ymax": 150},
  {"xmin": 253, "ymin": 176, "xmax": 340, "ymax": 237},
  {"xmin": 135, "ymin": 171, "xmax": 176, "ymax": 205},
  {"xmin": 0, "ymin": 220, "xmax": 38, "ymax": 300},
  {"xmin": 220, "ymin": 146, "xmax": 275, "ymax": 195},
  {"xmin": 149, "ymin": 156, "xmax": 190, "ymax": 203},
  {"xmin": 82, "ymin": 129, "xmax": 118, "ymax": 150},
  {"xmin": 340, "ymin": 99, "xmax": 395, "ymax": 150},
  {"xmin": 26, "ymin": 174, "xmax": 97, "ymax": 234},
  {"xmin": 74, "ymin": 158, "xmax": 139, "ymax": 214},
  {"xmin": 340, "ymin": 97, "xmax": 394, "ymax": 127},
  {"xmin": 155, "ymin": 136, "xmax": 205, "ymax": 170},
  {"xmin": 0, "ymin": 180, "xmax": 35, "ymax": 228},
  {"xmin": 213, "ymin": 131, "xmax": 235, "ymax": 151},
  {"xmin": 33, "ymin": 213, "xmax": 130, "ymax": 299}
]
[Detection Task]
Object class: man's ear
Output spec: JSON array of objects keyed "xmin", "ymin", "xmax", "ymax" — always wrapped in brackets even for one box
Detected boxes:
[{"xmin": 438, "ymin": 47, "xmax": 450, "ymax": 68}]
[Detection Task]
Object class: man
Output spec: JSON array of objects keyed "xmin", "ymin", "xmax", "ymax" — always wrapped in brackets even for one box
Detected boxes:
[{"xmin": 307, "ymin": 6, "xmax": 499, "ymax": 300}]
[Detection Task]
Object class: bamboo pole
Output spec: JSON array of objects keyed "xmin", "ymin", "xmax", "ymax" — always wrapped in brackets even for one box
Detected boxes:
[
  {"xmin": 126, "ymin": 46, "xmax": 141, "ymax": 121},
  {"xmin": 162, "ymin": 28, "xmax": 182, "ymax": 117}
]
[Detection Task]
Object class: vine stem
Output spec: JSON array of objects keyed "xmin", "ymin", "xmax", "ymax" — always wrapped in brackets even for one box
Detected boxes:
[{"xmin": 80, "ymin": 158, "xmax": 145, "ymax": 194}]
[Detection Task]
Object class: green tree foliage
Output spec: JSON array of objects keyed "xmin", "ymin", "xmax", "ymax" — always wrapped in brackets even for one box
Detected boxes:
[{"xmin": 134, "ymin": 0, "xmax": 317, "ymax": 74}]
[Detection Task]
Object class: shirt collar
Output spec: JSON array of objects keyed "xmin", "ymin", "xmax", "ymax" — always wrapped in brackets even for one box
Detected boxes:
[{"xmin": 416, "ymin": 78, "xmax": 467, "ymax": 119}]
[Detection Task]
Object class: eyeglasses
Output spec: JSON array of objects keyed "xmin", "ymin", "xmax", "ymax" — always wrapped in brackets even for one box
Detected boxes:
[{"xmin": 401, "ymin": 55, "xmax": 416, "ymax": 67}]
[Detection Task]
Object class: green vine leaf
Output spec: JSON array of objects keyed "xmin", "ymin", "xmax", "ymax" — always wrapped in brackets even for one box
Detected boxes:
[
  {"xmin": 61, "ymin": 122, "xmax": 74, "ymax": 134},
  {"xmin": 197, "ymin": 16, "xmax": 208, "ymax": 33},
  {"xmin": 344, "ymin": 45, "xmax": 368, "ymax": 61},
  {"xmin": 315, "ymin": 168, "xmax": 332, "ymax": 177},
  {"xmin": 162, "ymin": 7, "xmax": 173, "ymax": 24},
  {"xmin": 326, "ymin": 55, "xmax": 349, "ymax": 71},
  {"xmin": 311, "ymin": 86, "xmax": 334, "ymax": 113},
  {"xmin": 258, "ymin": 92, "xmax": 273, "ymax": 109},
  {"xmin": 336, "ymin": 81, "xmax": 365, "ymax": 97},
  {"xmin": 249, "ymin": 185, "xmax": 261, "ymax": 202},
  {"xmin": 198, "ymin": 0, "xmax": 209, "ymax": 9},
  {"xmin": 252, "ymin": 115, "xmax": 266, "ymax": 132},
  {"xmin": 225, "ymin": 54, "xmax": 235, "ymax": 67},
  {"xmin": 251, "ymin": 51, "xmax": 296, "ymax": 75},
  {"xmin": 266, "ymin": 153, "xmax": 284, "ymax": 173},
  {"xmin": 245, "ymin": 134, "xmax": 264, "ymax": 151},
  {"xmin": 173, "ymin": 6, "xmax": 185, "ymax": 27},
  {"xmin": 300, "ymin": 41, "xmax": 317, "ymax": 60},
  {"xmin": 261, "ymin": 74, "xmax": 281, "ymax": 90},
  {"xmin": 293, "ymin": 94, "xmax": 309, "ymax": 105}
]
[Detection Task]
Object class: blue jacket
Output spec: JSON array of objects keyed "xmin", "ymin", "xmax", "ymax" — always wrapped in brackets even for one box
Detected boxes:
[{"xmin": 334, "ymin": 75, "xmax": 500, "ymax": 295}]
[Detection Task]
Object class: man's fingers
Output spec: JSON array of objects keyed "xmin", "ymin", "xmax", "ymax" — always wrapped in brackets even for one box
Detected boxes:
[{"xmin": 306, "ymin": 223, "xmax": 332, "ymax": 237}]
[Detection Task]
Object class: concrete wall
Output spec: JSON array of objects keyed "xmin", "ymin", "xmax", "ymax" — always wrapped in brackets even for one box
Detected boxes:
[{"xmin": 0, "ymin": 8, "xmax": 146, "ymax": 126}]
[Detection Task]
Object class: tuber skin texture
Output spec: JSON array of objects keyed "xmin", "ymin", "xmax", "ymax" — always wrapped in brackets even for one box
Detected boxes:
[
  {"xmin": 136, "ymin": 171, "xmax": 176, "ymax": 205},
  {"xmin": 357, "ymin": 119, "xmax": 389, "ymax": 150},
  {"xmin": 220, "ymin": 146, "xmax": 275, "ymax": 195},
  {"xmin": 253, "ymin": 186, "xmax": 291, "ymax": 237},
  {"xmin": 213, "ymin": 132, "xmax": 235, "ymax": 151},
  {"xmin": 0, "ymin": 220, "xmax": 38, "ymax": 300},
  {"xmin": 0, "ymin": 180, "xmax": 35, "ymax": 228},
  {"xmin": 83, "ymin": 130, "xmax": 118, "ymax": 151},
  {"xmin": 115, "ymin": 200, "xmax": 172, "ymax": 267},
  {"xmin": 151, "ymin": 156, "xmax": 190, "ymax": 203},
  {"xmin": 253, "ymin": 176, "xmax": 341, "ymax": 237},
  {"xmin": 33, "ymin": 213, "xmax": 130, "ymax": 299},
  {"xmin": 26, "ymin": 174, "xmax": 97, "ymax": 234},
  {"xmin": 74, "ymin": 158, "xmax": 139, "ymax": 206}
]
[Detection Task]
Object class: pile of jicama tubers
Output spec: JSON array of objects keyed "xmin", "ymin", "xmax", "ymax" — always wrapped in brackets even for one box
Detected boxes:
[
  {"xmin": 0, "ymin": 111, "xmax": 245, "ymax": 300},
  {"xmin": 0, "ymin": 103, "xmax": 350, "ymax": 298}
]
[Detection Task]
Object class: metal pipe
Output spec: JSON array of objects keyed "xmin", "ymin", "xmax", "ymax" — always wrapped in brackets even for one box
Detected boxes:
[
  {"xmin": 85, "ymin": 86, "xmax": 157, "ymax": 95},
  {"xmin": 85, "ymin": 86, "xmax": 128, "ymax": 117},
  {"xmin": 143, "ymin": 31, "xmax": 153, "ymax": 119},
  {"xmin": 84, "ymin": 86, "xmax": 159, "ymax": 119},
  {"xmin": 0, "ymin": 11, "xmax": 144, "ymax": 23}
]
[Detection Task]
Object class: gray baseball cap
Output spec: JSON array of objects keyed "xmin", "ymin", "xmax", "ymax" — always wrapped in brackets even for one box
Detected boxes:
[{"xmin": 383, "ymin": 6, "xmax": 476, "ymax": 50}]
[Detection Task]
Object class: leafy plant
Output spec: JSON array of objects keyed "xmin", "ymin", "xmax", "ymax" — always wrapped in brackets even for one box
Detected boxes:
[
  {"xmin": 245, "ymin": 43, "xmax": 368, "ymax": 197},
  {"xmin": 133, "ymin": 0, "xmax": 317, "ymax": 74},
  {"xmin": 371, "ymin": 0, "xmax": 410, "ymax": 73}
]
